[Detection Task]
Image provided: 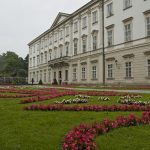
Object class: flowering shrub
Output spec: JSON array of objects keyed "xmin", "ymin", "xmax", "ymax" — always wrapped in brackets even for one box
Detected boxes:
[
  {"xmin": 55, "ymin": 98, "xmax": 88, "ymax": 104},
  {"xmin": 24, "ymin": 104, "xmax": 150, "ymax": 112},
  {"xmin": 98, "ymin": 97, "xmax": 110, "ymax": 101},
  {"xmin": 62, "ymin": 112, "xmax": 150, "ymax": 150},
  {"xmin": 75, "ymin": 95, "xmax": 90, "ymax": 99},
  {"xmin": 118, "ymin": 99, "xmax": 150, "ymax": 106},
  {"xmin": 120, "ymin": 95, "xmax": 142, "ymax": 100}
]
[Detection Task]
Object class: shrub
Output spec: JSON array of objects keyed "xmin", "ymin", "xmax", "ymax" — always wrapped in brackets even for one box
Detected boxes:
[{"xmin": 39, "ymin": 79, "xmax": 43, "ymax": 85}]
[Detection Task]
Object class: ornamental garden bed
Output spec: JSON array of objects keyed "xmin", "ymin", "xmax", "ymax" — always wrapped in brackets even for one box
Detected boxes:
[{"xmin": 0, "ymin": 87, "xmax": 149, "ymax": 150}]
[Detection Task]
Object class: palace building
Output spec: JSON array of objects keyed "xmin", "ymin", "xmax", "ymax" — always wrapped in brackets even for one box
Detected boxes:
[{"xmin": 28, "ymin": 0, "xmax": 150, "ymax": 85}]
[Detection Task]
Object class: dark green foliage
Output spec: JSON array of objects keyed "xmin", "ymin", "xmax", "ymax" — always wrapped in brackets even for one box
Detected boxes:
[
  {"xmin": 0, "ymin": 51, "xmax": 28, "ymax": 77},
  {"xmin": 52, "ymin": 79, "xmax": 58, "ymax": 85},
  {"xmin": 39, "ymin": 79, "xmax": 43, "ymax": 85}
]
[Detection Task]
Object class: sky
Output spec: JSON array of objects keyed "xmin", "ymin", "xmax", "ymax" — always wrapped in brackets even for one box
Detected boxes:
[{"xmin": 0, "ymin": 0, "xmax": 90, "ymax": 58}]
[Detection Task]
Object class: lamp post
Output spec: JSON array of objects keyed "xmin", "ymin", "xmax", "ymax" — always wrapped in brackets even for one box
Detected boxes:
[{"xmin": 102, "ymin": 0, "xmax": 105, "ymax": 86}]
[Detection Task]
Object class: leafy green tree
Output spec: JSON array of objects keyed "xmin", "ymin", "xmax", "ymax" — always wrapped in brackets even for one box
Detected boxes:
[{"xmin": 0, "ymin": 51, "xmax": 28, "ymax": 77}]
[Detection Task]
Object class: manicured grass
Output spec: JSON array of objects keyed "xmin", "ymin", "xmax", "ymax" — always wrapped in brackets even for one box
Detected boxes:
[
  {"xmin": 22, "ymin": 94, "xmax": 150, "ymax": 106},
  {"xmin": 0, "ymin": 91, "xmax": 149, "ymax": 150},
  {"xmin": 96, "ymin": 125, "xmax": 150, "ymax": 150}
]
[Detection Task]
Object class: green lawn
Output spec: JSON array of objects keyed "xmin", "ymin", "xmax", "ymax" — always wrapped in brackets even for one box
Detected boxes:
[{"xmin": 0, "ymin": 92, "xmax": 150, "ymax": 150}]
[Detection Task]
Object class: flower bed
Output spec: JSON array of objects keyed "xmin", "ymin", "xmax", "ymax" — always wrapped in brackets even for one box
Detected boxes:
[
  {"xmin": 118, "ymin": 99, "xmax": 150, "ymax": 106},
  {"xmin": 24, "ymin": 104, "xmax": 150, "ymax": 112},
  {"xmin": 0, "ymin": 94, "xmax": 35, "ymax": 98},
  {"xmin": 62, "ymin": 111, "xmax": 150, "ymax": 150},
  {"xmin": 55, "ymin": 98, "xmax": 88, "ymax": 104},
  {"xmin": 21, "ymin": 89, "xmax": 138, "ymax": 104}
]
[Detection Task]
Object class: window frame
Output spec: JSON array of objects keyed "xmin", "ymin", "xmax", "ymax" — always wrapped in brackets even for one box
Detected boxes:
[
  {"xmin": 125, "ymin": 61, "xmax": 132, "ymax": 78},
  {"xmin": 92, "ymin": 66, "xmax": 97, "ymax": 80},
  {"xmin": 107, "ymin": 2, "xmax": 113, "ymax": 17},
  {"xmin": 124, "ymin": 22, "xmax": 132, "ymax": 42},
  {"xmin": 81, "ymin": 67, "xmax": 86, "ymax": 80},
  {"xmin": 108, "ymin": 64, "xmax": 113, "ymax": 78}
]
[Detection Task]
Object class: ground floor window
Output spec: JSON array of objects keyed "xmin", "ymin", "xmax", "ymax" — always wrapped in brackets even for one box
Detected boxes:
[
  {"xmin": 92, "ymin": 66, "xmax": 97, "ymax": 79},
  {"xmin": 81, "ymin": 67, "xmax": 86, "ymax": 80},
  {"xmin": 108, "ymin": 64, "xmax": 113, "ymax": 78},
  {"xmin": 73, "ymin": 68, "xmax": 77, "ymax": 80},
  {"xmin": 125, "ymin": 62, "xmax": 132, "ymax": 78},
  {"xmin": 36, "ymin": 71, "xmax": 39, "ymax": 82},
  {"xmin": 65, "ymin": 70, "xmax": 68, "ymax": 81},
  {"xmin": 148, "ymin": 59, "xmax": 150, "ymax": 77}
]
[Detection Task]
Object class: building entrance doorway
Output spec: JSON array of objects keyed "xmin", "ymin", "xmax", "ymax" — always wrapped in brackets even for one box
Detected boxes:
[{"xmin": 59, "ymin": 71, "xmax": 62, "ymax": 85}]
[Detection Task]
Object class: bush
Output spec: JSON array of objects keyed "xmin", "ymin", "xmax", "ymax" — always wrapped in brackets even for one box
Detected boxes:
[
  {"xmin": 39, "ymin": 79, "xmax": 43, "ymax": 85},
  {"xmin": 52, "ymin": 79, "xmax": 58, "ymax": 85}
]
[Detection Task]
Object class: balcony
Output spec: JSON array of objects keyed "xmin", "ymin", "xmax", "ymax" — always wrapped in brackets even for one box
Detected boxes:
[{"xmin": 48, "ymin": 56, "xmax": 70, "ymax": 68}]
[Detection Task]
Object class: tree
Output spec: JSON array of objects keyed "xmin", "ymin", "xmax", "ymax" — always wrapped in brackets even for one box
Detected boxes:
[{"xmin": 0, "ymin": 51, "xmax": 28, "ymax": 77}]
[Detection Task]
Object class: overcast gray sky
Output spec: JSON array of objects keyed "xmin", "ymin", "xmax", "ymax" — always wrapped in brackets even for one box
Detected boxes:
[{"xmin": 0, "ymin": 0, "xmax": 90, "ymax": 58}]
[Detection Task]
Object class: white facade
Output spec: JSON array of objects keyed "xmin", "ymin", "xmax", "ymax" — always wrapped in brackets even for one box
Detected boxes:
[{"xmin": 28, "ymin": 0, "xmax": 150, "ymax": 85}]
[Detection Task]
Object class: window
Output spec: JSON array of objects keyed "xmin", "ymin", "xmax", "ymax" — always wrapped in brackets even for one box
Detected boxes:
[
  {"xmin": 124, "ymin": 0, "xmax": 132, "ymax": 9},
  {"xmin": 54, "ymin": 48, "xmax": 57, "ymax": 59},
  {"xmin": 65, "ymin": 70, "xmax": 68, "ymax": 81},
  {"xmin": 107, "ymin": 30, "xmax": 113, "ymax": 46},
  {"xmin": 124, "ymin": 23, "xmax": 132, "ymax": 42},
  {"xmin": 92, "ymin": 66, "xmax": 97, "ymax": 79},
  {"xmin": 73, "ymin": 68, "xmax": 77, "ymax": 80},
  {"xmin": 33, "ymin": 57, "xmax": 35, "ymax": 67},
  {"xmin": 41, "ymin": 53, "xmax": 43, "ymax": 63},
  {"xmin": 125, "ymin": 62, "xmax": 132, "ymax": 78},
  {"xmin": 36, "ymin": 71, "xmax": 39, "ymax": 82},
  {"xmin": 60, "ymin": 46, "xmax": 63, "ymax": 58},
  {"xmin": 148, "ymin": 60, "xmax": 150, "ymax": 77},
  {"xmin": 74, "ymin": 39, "xmax": 78, "ymax": 55},
  {"xmin": 82, "ymin": 37, "xmax": 87, "ymax": 53},
  {"xmin": 82, "ymin": 17, "xmax": 87, "ymax": 29},
  {"xmin": 107, "ymin": 2, "xmax": 113, "ymax": 17},
  {"xmin": 93, "ymin": 34, "xmax": 97, "ymax": 50},
  {"xmin": 146, "ymin": 16, "xmax": 150, "ymax": 36},
  {"xmin": 49, "ymin": 50, "xmax": 52, "ymax": 60},
  {"xmin": 66, "ymin": 44, "xmax": 69, "ymax": 56},
  {"xmin": 44, "ymin": 52, "xmax": 47, "ymax": 63},
  {"xmin": 74, "ymin": 22, "xmax": 78, "ymax": 32},
  {"xmin": 66, "ymin": 26, "xmax": 69, "ymax": 36},
  {"xmin": 37, "ymin": 55, "xmax": 39, "ymax": 65},
  {"xmin": 92, "ymin": 11, "xmax": 98, "ymax": 24},
  {"xmin": 81, "ymin": 67, "xmax": 86, "ymax": 80},
  {"xmin": 108, "ymin": 64, "xmax": 113, "ymax": 78}
]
